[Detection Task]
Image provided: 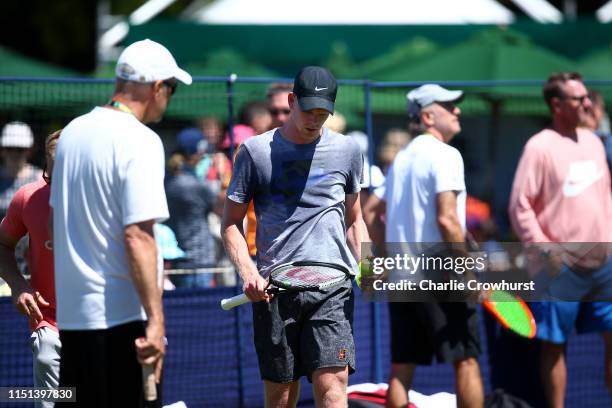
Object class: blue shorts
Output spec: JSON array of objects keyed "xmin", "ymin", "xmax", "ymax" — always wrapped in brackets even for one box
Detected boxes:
[
  {"xmin": 531, "ymin": 301, "xmax": 612, "ymax": 343},
  {"xmin": 531, "ymin": 257, "xmax": 612, "ymax": 343}
]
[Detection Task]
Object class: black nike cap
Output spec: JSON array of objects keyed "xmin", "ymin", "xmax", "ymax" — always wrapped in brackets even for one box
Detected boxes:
[{"xmin": 293, "ymin": 66, "xmax": 337, "ymax": 114}]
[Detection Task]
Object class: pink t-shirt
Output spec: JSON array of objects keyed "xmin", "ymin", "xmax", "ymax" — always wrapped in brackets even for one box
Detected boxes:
[
  {"xmin": 0, "ymin": 179, "xmax": 56, "ymax": 332},
  {"xmin": 509, "ymin": 128, "xmax": 612, "ymax": 267}
]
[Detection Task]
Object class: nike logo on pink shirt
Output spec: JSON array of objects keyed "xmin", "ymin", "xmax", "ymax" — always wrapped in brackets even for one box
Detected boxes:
[{"xmin": 562, "ymin": 161, "xmax": 604, "ymax": 197}]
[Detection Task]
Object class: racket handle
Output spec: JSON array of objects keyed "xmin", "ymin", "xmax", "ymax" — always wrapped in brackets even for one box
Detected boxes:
[
  {"xmin": 142, "ymin": 364, "xmax": 157, "ymax": 401},
  {"xmin": 221, "ymin": 293, "xmax": 250, "ymax": 310}
]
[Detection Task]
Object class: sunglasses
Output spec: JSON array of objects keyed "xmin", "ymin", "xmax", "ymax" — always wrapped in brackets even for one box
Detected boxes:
[
  {"xmin": 562, "ymin": 94, "xmax": 589, "ymax": 104},
  {"xmin": 1, "ymin": 147, "xmax": 29, "ymax": 152},
  {"xmin": 437, "ymin": 101, "xmax": 458, "ymax": 113},
  {"xmin": 163, "ymin": 80, "xmax": 178, "ymax": 96},
  {"xmin": 269, "ymin": 108, "xmax": 290, "ymax": 116}
]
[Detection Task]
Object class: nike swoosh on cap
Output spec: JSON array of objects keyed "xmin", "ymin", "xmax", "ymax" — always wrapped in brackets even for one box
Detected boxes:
[{"xmin": 314, "ymin": 87, "xmax": 328, "ymax": 91}]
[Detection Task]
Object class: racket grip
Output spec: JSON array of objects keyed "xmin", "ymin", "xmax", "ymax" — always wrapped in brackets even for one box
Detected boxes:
[
  {"xmin": 221, "ymin": 293, "xmax": 250, "ymax": 310},
  {"xmin": 142, "ymin": 364, "xmax": 157, "ymax": 401}
]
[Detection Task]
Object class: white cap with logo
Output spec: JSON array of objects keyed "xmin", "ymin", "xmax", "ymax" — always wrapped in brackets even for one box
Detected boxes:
[
  {"xmin": 407, "ymin": 84, "xmax": 463, "ymax": 117},
  {"xmin": 116, "ymin": 39, "xmax": 192, "ymax": 85},
  {"xmin": 1, "ymin": 121, "xmax": 34, "ymax": 149}
]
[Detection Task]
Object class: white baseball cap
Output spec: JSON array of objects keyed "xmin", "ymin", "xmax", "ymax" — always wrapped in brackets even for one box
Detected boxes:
[
  {"xmin": 407, "ymin": 84, "xmax": 463, "ymax": 116},
  {"xmin": 116, "ymin": 39, "xmax": 192, "ymax": 85},
  {"xmin": 1, "ymin": 121, "xmax": 34, "ymax": 149}
]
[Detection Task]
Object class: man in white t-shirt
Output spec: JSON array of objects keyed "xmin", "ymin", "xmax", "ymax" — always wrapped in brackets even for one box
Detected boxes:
[
  {"xmin": 50, "ymin": 40, "xmax": 191, "ymax": 408},
  {"xmin": 364, "ymin": 84, "xmax": 484, "ymax": 408}
]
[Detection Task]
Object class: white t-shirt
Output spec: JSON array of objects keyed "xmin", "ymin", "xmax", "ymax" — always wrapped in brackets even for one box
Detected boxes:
[
  {"xmin": 50, "ymin": 107, "xmax": 169, "ymax": 330},
  {"xmin": 361, "ymin": 161, "xmax": 385, "ymax": 189},
  {"xmin": 383, "ymin": 134, "xmax": 466, "ymax": 243}
]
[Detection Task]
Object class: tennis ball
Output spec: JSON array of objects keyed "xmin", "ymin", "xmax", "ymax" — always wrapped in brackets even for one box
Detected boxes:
[{"xmin": 356, "ymin": 257, "xmax": 373, "ymax": 288}]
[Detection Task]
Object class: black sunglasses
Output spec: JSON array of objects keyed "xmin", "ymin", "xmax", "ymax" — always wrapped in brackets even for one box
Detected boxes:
[
  {"xmin": 1, "ymin": 147, "xmax": 29, "ymax": 152},
  {"xmin": 562, "ymin": 94, "xmax": 589, "ymax": 104},
  {"xmin": 269, "ymin": 108, "xmax": 290, "ymax": 116},
  {"xmin": 437, "ymin": 101, "xmax": 458, "ymax": 112},
  {"xmin": 163, "ymin": 80, "xmax": 178, "ymax": 95}
]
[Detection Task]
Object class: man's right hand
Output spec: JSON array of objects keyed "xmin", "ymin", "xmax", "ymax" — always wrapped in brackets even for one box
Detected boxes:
[
  {"xmin": 12, "ymin": 285, "xmax": 48, "ymax": 326},
  {"xmin": 135, "ymin": 320, "xmax": 166, "ymax": 383},
  {"xmin": 242, "ymin": 272, "xmax": 270, "ymax": 303}
]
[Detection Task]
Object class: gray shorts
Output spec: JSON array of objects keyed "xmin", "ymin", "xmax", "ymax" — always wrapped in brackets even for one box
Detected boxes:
[
  {"xmin": 30, "ymin": 326, "xmax": 61, "ymax": 408},
  {"xmin": 251, "ymin": 279, "xmax": 355, "ymax": 383}
]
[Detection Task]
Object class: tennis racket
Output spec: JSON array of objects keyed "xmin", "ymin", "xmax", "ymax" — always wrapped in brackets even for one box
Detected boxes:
[
  {"xmin": 482, "ymin": 290, "xmax": 536, "ymax": 338},
  {"xmin": 463, "ymin": 232, "xmax": 536, "ymax": 338},
  {"xmin": 221, "ymin": 261, "xmax": 351, "ymax": 310},
  {"xmin": 136, "ymin": 336, "xmax": 157, "ymax": 402},
  {"xmin": 142, "ymin": 364, "xmax": 157, "ymax": 401}
]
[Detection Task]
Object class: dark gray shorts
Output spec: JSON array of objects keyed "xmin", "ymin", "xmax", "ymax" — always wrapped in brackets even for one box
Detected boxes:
[
  {"xmin": 252, "ymin": 279, "xmax": 355, "ymax": 383},
  {"xmin": 389, "ymin": 301, "xmax": 481, "ymax": 365}
]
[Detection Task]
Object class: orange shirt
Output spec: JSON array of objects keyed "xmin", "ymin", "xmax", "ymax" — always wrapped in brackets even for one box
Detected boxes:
[{"xmin": 246, "ymin": 201, "xmax": 257, "ymax": 257}]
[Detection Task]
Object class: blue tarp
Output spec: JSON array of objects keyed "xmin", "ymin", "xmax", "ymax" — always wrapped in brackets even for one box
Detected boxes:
[{"xmin": 1, "ymin": 287, "xmax": 610, "ymax": 407}]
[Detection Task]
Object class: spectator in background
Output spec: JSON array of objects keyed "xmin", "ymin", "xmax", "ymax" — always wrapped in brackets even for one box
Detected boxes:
[
  {"xmin": 153, "ymin": 223, "xmax": 187, "ymax": 291},
  {"xmin": 165, "ymin": 128, "xmax": 219, "ymax": 288},
  {"xmin": 348, "ymin": 130, "xmax": 385, "ymax": 208},
  {"xmin": 581, "ymin": 90, "xmax": 612, "ymax": 174},
  {"xmin": 362, "ymin": 126, "xmax": 412, "ymax": 250},
  {"xmin": 194, "ymin": 116, "xmax": 230, "ymax": 193},
  {"xmin": 509, "ymin": 72, "xmax": 612, "ymax": 408},
  {"xmin": 324, "ymin": 110, "xmax": 346, "ymax": 134},
  {"xmin": 0, "ymin": 121, "xmax": 43, "ymax": 219},
  {"xmin": 191, "ymin": 122, "xmax": 231, "ymax": 195},
  {"xmin": 348, "ymin": 131, "xmax": 384, "ymax": 190},
  {"xmin": 267, "ymin": 83, "xmax": 293, "ymax": 128},
  {"xmin": 365, "ymin": 127, "xmax": 412, "ymax": 237},
  {"xmin": 197, "ymin": 116, "xmax": 224, "ymax": 152},
  {"xmin": 378, "ymin": 128, "xmax": 411, "ymax": 175},
  {"xmin": 364, "ymin": 84, "xmax": 484, "ymax": 408},
  {"xmin": 240, "ymin": 101, "xmax": 272, "ymax": 135},
  {"xmin": 221, "ymin": 101, "xmax": 270, "ymax": 258},
  {"xmin": 0, "ymin": 130, "xmax": 61, "ymax": 408},
  {"xmin": 221, "ymin": 124, "xmax": 256, "ymax": 154}
]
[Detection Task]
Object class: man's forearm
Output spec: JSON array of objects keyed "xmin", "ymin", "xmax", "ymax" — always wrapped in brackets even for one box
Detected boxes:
[
  {"xmin": 222, "ymin": 223, "xmax": 259, "ymax": 281},
  {"xmin": 439, "ymin": 220, "xmax": 465, "ymax": 243},
  {"xmin": 438, "ymin": 215, "xmax": 468, "ymax": 258},
  {"xmin": 366, "ymin": 217, "xmax": 385, "ymax": 256},
  {"xmin": 125, "ymin": 223, "xmax": 164, "ymax": 326},
  {"xmin": 0, "ymin": 244, "xmax": 29, "ymax": 293},
  {"xmin": 346, "ymin": 217, "xmax": 363, "ymax": 262}
]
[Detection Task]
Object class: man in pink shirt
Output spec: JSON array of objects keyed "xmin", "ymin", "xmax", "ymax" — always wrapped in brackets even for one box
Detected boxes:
[
  {"xmin": 509, "ymin": 72, "xmax": 612, "ymax": 408},
  {"xmin": 0, "ymin": 130, "xmax": 60, "ymax": 407}
]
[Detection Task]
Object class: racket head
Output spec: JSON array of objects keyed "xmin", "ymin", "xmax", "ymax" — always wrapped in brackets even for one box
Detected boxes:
[
  {"xmin": 269, "ymin": 261, "xmax": 350, "ymax": 291},
  {"xmin": 483, "ymin": 290, "xmax": 536, "ymax": 339}
]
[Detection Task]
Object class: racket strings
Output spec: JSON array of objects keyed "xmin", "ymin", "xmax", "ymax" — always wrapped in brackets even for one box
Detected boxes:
[
  {"xmin": 496, "ymin": 303, "xmax": 533, "ymax": 337},
  {"xmin": 486, "ymin": 291, "xmax": 536, "ymax": 338},
  {"xmin": 271, "ymin": 264, "xmax": 348, "ymax": 290}
]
